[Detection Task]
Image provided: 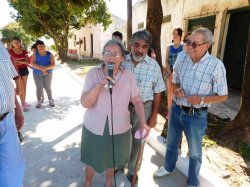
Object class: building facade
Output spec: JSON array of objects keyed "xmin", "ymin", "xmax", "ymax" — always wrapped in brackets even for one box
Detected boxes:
[
  {"xmin": 68, "ymin": 15, "xmax": 127, "ymax": 60},
  {"xmin": 133, "ymin": 0, "xmax": 250, "ymax": 89}
]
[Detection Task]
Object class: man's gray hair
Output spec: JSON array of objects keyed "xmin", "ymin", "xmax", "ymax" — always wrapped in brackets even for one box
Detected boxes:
[
  {"xmin": 102, "ymin": 39, "xmax": 126, "ymax": 56},
  {"xmin": 130, "ymin": 30, "xmax": 152, "ymax": 47},
  {"xmin": 192, "ymin": 27, "xmax": 213, "ymax": 45}
]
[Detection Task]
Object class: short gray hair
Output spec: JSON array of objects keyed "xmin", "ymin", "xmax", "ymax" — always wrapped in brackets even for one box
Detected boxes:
[
  {"xmin": 102, "ymin": 39, "xmax": 126, "ymax": 56},
  {"xmin": 130, "ymin": 30, "xmax": 152, "ymax": 47},
  {"xmin": 192, "ymin": 27, "xmax": 213, "ymax": 45}
]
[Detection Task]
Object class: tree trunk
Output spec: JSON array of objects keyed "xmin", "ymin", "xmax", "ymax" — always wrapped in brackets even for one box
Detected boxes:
[
  {"xmin": 51, "ymin": 35, "xmax": 68, "ymax": 63},
  {"xmin": 146, "ymin": 0, "xmax": 163, "ymax": 68},
  {"xmin": 221, "ymin": 25, "xmax": 250, "ymax": 147},
  {"xmin": 127, "ymin": 0, "xmax": 132, "ymax": 51}
]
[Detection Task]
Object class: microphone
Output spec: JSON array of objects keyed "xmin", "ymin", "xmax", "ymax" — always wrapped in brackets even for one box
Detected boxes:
[{"xmin": 107, "ymin": 63, "xmax": 114, "ymax": 92}]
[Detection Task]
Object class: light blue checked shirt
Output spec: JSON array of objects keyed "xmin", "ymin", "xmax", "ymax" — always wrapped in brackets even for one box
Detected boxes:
[
  {"xmin": 173, "ymin": 51, "xmax": 228, "ymax": 108},
  {"xmin": 123, "ymin": 54, "xmax": 165, "ymax": 102}
]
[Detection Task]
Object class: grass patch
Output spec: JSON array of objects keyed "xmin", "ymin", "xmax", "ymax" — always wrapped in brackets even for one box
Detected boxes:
[
  {"xmin": 67, "ymin": 59, "xmax": 100, "ymax": 66},
  {"xmin": 66, "ymin": 59, "xmax": 101, "ymax": 76},
  {"xmin": 202, "ymin": 135, "xmax": 217, "ymax": 149},
  {"xmin": 239, "ymin": 144, "xmax": 250, "ymax": 160},
  {"xmin": 206, "ymin": 113, "xmax": 229, "ymax": 139}
]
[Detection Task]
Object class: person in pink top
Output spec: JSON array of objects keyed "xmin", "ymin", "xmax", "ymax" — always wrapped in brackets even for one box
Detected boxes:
[{"xmin": 80, "ymin": 39, "xmax": 150, "ymax": 187}]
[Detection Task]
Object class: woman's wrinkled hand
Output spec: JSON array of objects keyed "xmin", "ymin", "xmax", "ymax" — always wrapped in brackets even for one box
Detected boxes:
[
  {"xmin": 135, "ymin": 123, "xmax": 151, "ymax": 140},
  {"xmin": 98, "ymin": 76, "xmax": 115, "ymax": 88}
]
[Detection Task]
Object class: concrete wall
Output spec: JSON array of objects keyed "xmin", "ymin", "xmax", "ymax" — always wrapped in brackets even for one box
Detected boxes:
[
  {"xmin": 68, "ymin": 15, "xmax": 127, "ymax": 60},
  {"xmin": 132, "ymin": 0, "xmax": 249, "ymax": 64}
]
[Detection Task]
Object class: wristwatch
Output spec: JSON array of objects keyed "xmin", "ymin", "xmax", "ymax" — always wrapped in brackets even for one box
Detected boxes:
[{"xmin": 200, "ymin": 96, "xmax": 205, "ymax": 105}]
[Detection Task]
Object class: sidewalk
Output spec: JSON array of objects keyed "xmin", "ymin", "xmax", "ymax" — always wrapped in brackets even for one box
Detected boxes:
[{"xmin": 22, "ymin": 64, "xmax": 188, "ymax": 187}]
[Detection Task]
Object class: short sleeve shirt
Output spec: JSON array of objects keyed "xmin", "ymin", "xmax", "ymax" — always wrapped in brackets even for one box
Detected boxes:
[
  {"xmin": 173, "ymin": 51, "xmax": 228, "ymax": 108},
  {"xmin": 0, "ymin": 42, "xmax": 18, "ymax": 114},
  {"xmin": 123, "ymin": 54, "xmax": 166, "ymax": 102},
  {"xmin": 8, "ymin": 48, "xmax": 28, "ymax": 69},
  {"xmin": 82, "ymin": 64, "xmax": 140, "ymax": 135}
]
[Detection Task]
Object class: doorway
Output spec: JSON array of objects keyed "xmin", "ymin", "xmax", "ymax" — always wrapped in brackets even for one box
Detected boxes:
[{"xmin": 223, "ymin": 9, "xmax": 250, "ymax": 89}]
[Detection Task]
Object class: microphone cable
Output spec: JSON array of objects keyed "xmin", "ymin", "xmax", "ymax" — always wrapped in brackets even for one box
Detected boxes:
[{"xmin": 109, "ymin": 88, "xmax": 117, "ymax": 187}]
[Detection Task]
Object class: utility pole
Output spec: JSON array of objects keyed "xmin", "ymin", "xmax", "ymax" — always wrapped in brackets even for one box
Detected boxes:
[{"xmin": 127, "ymin": 0, "xmax": 132, "ymax": 51}]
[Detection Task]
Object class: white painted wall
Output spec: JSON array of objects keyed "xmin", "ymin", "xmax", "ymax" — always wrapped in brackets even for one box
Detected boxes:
[
  {"xmin": 132, "ymin": 0, "xmax": 249, "ymax": 64},
  {"xmin": 68, "ymin": 15, "xmax": 127, "ymax": 60}
]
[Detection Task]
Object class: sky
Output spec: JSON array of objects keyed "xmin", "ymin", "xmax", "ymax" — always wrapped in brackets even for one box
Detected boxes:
[
  {"xmin": 0, "ymin": 0, "xmax": 139, "ymax": 29},
  {"xmin": 0, "ymin": 0, "xmax": 16, "ymax": 29},
  {"xmin": 104, "ymin": 0, "xmax": 139, "ymax": 20}
]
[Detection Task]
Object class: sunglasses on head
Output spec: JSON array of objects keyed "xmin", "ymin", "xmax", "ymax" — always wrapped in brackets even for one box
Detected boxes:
[{"xmin": 185, "ymin": 39, "xmax": 208, "ymax": 49}]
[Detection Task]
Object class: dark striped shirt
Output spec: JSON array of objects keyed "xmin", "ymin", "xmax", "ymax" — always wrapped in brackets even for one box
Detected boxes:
[{"xmin": 0, "ymin": 42, "xmax": 18, "ymax": 114}]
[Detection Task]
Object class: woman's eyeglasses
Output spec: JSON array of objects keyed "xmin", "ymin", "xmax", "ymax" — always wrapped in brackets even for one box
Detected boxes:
[
  {"xmin": 185, "ymin": 39, "xmax": 208, "ymax": 49},
  {"xmin": 103, "ymin": 51, "xmax": 122, "ymax": 58}
]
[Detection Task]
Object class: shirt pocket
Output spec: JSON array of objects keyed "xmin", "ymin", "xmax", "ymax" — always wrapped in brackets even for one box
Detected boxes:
[{"xmin": 140, "ymin": 80, "xmax": 153, "ymax": 91}]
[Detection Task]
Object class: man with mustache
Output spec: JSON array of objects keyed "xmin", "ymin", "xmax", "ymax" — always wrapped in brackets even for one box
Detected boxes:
[{"xmin": 122, "ymin": 30, "xmax": 165, "ymax": 183}]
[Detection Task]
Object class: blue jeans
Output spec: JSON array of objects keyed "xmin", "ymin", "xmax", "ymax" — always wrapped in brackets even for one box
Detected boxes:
[
  {"xmin": 0, "ymin": 112, "xmax": 25, "ymax": 187},
  {"xmin": 164, "ymin": 102, "xmax": 207, "ymax": 186}
]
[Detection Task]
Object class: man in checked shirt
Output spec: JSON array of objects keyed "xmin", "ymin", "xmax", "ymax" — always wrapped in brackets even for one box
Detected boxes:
[
  {"xmin": 153, "ymin": 27, "xmax": 228, "ymax": 187},
  {"xmin": 0, "ymin": 41, "xmax": 25, "ymax": 187},
  {"xmin": 122, "ymin": 30, "xmax": 166, "ymax": 183}
]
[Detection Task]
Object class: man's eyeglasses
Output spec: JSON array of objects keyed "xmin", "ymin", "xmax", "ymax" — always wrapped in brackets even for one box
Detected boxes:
[
  {"xmin": 103, "ymin": 51, "xmax": 122, "ymax": 58},
  {"xmin": 185, "ymin": 39, "xmax": 208, "ymax": 49}
]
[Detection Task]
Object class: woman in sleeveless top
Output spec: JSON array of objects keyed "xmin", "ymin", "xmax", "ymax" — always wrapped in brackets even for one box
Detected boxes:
[
  {"xmin": 161, "ymin": 28, "xmax": 183, "ymax": 138},
  {"xmin": 30, "ymin": 40, "xmax": 56, "ymax": 108},
  {"xmin": 164, "ymin": 28, "xmax": 183, "ymax": 119}
]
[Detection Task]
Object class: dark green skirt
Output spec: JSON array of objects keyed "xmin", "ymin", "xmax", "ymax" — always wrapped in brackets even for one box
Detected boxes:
[{"xmin": 80, "ymin": 119, "xmax": 131, "ymax": 173}]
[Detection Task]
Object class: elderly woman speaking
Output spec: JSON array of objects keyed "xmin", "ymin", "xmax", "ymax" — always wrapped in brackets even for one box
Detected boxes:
[{"xmin": 80, "ymin": 39, "xmax": 150, "ymax": 187}]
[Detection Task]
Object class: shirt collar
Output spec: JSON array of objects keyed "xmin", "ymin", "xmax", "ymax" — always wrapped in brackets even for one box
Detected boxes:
[{"xmin": 200, "ymin": 51, "xmax": 210, "ymax": 62}]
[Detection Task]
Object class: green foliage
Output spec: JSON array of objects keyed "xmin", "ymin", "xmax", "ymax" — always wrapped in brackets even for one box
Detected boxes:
[
  {"xmin": 7, "ymin": 0, "xmax": 112, "ymax": 60},
  {"xmin": 50, "ymin": 44, "xmax": 57, "ymax": 52},
  {"xmin": 7, "ymin": 0, "xmax": 111, "ymax": 38},
  {"xmin": 202, "ymin": 135, "xmax": 217, "ymax": 149},
  {"xmin": 239, "ymin": 144, "xmax": 250, "ymax": 160},
  {"xmin": 0, "ymin": 22, "xmax": 35, "ymax": 46}
]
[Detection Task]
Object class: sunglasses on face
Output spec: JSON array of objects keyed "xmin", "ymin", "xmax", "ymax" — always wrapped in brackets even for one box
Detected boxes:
[{"xmin": 185, "ymin": 39, "xmax": 208, "ymax": 49}]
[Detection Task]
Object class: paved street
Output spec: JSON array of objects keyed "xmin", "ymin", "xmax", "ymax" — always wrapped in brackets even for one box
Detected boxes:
[{"xmin": 21, "ymin": 64, "xmax": 187, "ymax": 187}]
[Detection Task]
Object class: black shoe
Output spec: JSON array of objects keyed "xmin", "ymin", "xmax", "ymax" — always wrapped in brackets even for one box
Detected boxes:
[
  {"xmin": 18, "ymin": 131, "xmax": 24, "ymax": 142},
  {"xmin": 126, "ymin": 173, "xmax": 138, "ymax": 184},
  {"xmin": 115, "ymin": 167, "xmax": 124, "ymax": 174}
]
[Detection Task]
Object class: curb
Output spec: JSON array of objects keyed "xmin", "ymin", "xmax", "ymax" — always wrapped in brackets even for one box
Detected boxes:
[{"xmin": 146, "ymin": 129, "xmax": 229, "ymax": 187}]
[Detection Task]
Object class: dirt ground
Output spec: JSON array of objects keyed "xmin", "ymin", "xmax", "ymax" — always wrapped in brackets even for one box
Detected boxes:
[
  {"xmin": 156, "ymin": 114, "xmax": 250, "ymax": 187},
  {"xmin": 63, "ymin": 61, "xmax": 250, "ymax": 187}
]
